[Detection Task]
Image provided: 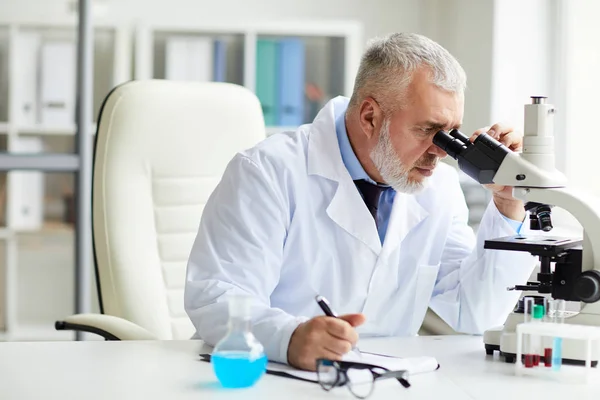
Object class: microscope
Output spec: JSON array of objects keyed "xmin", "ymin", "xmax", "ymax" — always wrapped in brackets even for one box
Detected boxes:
[{"xmin": 433, "ymin": 96, "xmax": 600, "ymax": 365}]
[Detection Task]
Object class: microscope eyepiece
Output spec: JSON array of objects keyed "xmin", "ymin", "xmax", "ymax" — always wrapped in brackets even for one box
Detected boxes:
[
  {"xmin": 449, "ymin": 129, "xmax": 472, "ymax": 145},
  {"xmin": 432, "ymin": 130, "xmax": 468, "ymax": 159},
  {"xmin": 473, "ymin": 131, "xmax": 504, "ymax": 151},
  {"xmin": 432, "ymin": 129, "xmax": 510, "ymax": 184}
]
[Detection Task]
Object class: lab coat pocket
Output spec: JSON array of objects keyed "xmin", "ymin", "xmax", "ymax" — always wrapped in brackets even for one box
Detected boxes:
[{"xmin": 410, "ymin": 263, "xmax": 441, "ymax": 334}]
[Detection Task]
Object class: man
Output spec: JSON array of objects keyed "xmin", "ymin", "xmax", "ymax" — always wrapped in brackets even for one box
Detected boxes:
[{"xmin": 184, "ymin": 32, "xmax": 537, "ymax": 371}]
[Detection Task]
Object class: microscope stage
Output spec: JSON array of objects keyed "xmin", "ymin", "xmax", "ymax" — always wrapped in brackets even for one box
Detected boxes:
[{"xmin": 484, "ymin": 235, "xmax": 582, "ymax": 256}]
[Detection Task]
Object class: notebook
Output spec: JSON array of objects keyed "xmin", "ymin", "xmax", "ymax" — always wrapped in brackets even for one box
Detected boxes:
[{"xmin": 199, "ymin": 351, "xmax": 439, "ymax": 384}]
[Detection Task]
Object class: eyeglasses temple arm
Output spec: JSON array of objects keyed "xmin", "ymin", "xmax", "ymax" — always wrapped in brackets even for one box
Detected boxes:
[{"xmin": 376, "ymin": 370, "xmax": 411, "ymax": 388}]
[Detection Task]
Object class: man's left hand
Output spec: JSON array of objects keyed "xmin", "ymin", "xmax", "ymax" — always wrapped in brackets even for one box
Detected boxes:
[{"xmin": 470, "ymin": 123, "xmax": 526, "ymax": 222}]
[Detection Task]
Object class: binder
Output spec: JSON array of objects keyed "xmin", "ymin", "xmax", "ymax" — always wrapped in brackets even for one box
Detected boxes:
[
  {"xmin": 255, "ymin": 39, "xmax": 278, "ymax": 126},
  {"xmin": 213, "ymin": 39, "xmax": 227, "ymax": 82},
  {"xmin": 15, "ymin": 31, "xmax": 41, "ymax": 126},
  {"xmin": 277, "ymin": 38, "xmax": 305, "ymax": 127},
  {"xmin": 0, "ymin": 46, "xmax": 7, "ymax": 121},
  {"xmin": 39, "ymin": 40, "xmax": 76, "ymax": 126},
  {"xmin": 7, "ymin": 137, "xmax": 45, "ymax": 231},
  {"xmin": 165, "ymin": 36, "xmax": 213, "ymax": 82}
]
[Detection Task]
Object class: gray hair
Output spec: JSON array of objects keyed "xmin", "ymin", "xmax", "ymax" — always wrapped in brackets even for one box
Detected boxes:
[{"xmin": 348, "ymin": 32, "xmax": 467, "ymax": 114}]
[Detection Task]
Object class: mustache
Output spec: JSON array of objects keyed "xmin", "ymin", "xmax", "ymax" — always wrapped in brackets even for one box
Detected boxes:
[{"xmin": 414, "ymin": 155, "xmax": 439, "ymax": 168}]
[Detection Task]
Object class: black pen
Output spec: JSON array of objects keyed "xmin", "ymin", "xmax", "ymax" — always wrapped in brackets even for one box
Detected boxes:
[
  {"xmin": 315, "ymin": 295, "xmax": 361, "ymax": 354},
  {"xmin": 315, "ymin": 295, "xmax": 338, "ymax": 318}
]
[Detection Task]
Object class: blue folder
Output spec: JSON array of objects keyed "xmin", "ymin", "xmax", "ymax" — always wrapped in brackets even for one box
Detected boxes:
[
  {"xmin": 213, "ymin": 39, "xmax": 227, "ymax": 82},
  {"xmin": 256, "ymin": 39, "xmax": 279, "ymax": 126},
  {"xmin": 276, "ymin": 38, "xmax": 305, "ymax": 126}
]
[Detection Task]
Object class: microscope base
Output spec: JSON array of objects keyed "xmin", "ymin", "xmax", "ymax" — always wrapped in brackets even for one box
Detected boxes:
[{"xmin": 484, "ymin": 312, "xmax": 600, "ymax": 366}]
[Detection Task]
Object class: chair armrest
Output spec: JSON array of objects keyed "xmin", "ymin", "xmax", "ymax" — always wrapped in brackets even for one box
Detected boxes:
[{"xmin": 55, "ymin": 313, "xmax": 158, "ymax": 340}]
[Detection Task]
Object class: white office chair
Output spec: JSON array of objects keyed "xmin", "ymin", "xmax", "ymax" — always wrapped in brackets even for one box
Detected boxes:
[{"xmin": 55, "ymin": 80, "xmax": 266, "ymax": 340}]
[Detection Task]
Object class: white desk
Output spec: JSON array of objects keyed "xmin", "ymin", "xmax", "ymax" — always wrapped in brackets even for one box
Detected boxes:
[{"xmin": 1, "ymin": 335, "xmax": 599, "ymax": 399}]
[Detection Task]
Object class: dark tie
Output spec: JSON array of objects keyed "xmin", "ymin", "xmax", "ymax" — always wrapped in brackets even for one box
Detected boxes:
[{"xmin": 354, "ymin": 179, "xmax": 388, "ymax": 226}]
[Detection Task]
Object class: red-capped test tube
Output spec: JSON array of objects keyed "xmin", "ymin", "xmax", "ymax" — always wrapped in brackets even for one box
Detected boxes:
[{"xmin": 523, "ymin": 297, "xmax": 535, "ymax": 368}]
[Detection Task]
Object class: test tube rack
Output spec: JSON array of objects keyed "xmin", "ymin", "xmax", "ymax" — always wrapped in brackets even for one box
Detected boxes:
[{"xmin": 516, "ymin": 322, "xmax": 600, "ymax": 383}]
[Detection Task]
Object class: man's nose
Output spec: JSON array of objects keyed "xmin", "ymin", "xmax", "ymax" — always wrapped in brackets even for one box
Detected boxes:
[{"xmin": 428, "ymin": 142, "xmax": 447, "ymax": 158}]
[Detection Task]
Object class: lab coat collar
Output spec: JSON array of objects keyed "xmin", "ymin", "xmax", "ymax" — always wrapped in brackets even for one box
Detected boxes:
[
  {"xmin": 306, "ymin": 97, "xmax": 429, "ymax": 256},
  {"xmin": 308, "ymin": 97, "xmax": 382, "ymax": 254},
  {"xmin": 307, "ymin": 96, "xmax": 350, "ymax": 181}
]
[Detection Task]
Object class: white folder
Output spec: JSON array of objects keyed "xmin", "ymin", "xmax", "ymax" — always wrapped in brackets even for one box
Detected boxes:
[
  {"xmin": 14, "ymin": 31, "xmax": 41, "ymax": 126},
  {"xmin": 39, "ymin": 40, "xmax": 76, "ymax": 126},
  {"xmin": 7, "ymin": 137, "xmax": 45, "ymax": 231},
  {"xmin": 165, "ymin": 36, "xmax": 213, "ymax": 82}
]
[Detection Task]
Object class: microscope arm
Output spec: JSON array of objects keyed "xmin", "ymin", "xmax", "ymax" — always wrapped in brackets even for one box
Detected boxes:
[
  {"xmin": 433, "ymin": 126, "xmax": 600, "ymax": 307},
  {"xmin": 493, "ymin": 151, "xmax": 568, "ymax": 188},
  {"xmin": 436, "ymin": 96, "xmax": 600, "ymax": 362},
  {"xmin": 432, "ymin": 96, "xmax": 600, "ymax": 309},
  {"xmin": 490, "ymin": 151, "xmax": 599, "ymax": 276},
  {"xmin": 512, "ymin": 187, "xmax": 600, "ymax": 314}
]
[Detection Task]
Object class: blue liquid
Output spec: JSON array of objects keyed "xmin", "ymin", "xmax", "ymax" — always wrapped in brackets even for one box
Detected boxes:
[
  {"xmin": 552, "ymin": 337, "xmax": 562, "ymax": 370},
  {"xmin": 212, "ymin": 352, "xmax": 267, "ymax": 388}
]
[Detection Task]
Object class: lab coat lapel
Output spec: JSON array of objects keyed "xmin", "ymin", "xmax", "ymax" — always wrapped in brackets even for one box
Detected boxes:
[
  {"xmin": 360, "ymin": 192, "xmax": 429, "ymax": 331},
  {"xmin": 307, "ymin": 99, "xmax": 382, "ymax": 255},
  {"xmin": 327, "ymin": 181, "xmax": 381, "ymax": 255},
  {"xmin": 380, "ymin": 191, "xmax": 429, "ymax": 260}
]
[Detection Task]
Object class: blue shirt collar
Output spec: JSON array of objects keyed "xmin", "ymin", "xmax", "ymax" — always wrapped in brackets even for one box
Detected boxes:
[
  {"xmin": 334, "ymin": 105, "xmax": 377, "ymax": 185},
  {"xmin": 335, "ymin": 102, "xmax": 393, "ymax": 189}
]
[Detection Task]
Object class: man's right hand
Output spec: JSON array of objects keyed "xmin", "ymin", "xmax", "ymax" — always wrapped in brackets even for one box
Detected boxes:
[{"xmin": 287, "ymin": 314, "xmax": 366, "ymax": 371}]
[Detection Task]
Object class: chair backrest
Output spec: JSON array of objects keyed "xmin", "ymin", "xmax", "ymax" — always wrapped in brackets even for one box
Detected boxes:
[{"xmin": 93, "ymin": 80, "xmax": 265, "ymax": 339}]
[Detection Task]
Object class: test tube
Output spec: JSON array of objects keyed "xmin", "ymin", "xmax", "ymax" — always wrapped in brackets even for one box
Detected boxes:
[
  {"xmin": 523, "ymin": 297, "xmax": 535, "ymax": 368},
  {"xmin": 544, "ymin": 299, "xmax": 557, "ymax": 367},
  {"xmin": 536, "ymin": 298, "xmax": 549, "ymax": 366},
  {"xmin": 552, "ymin": 299, "xmax": 566, "ymax": 370},
  {"xmin": 531, "ymin": 304, "xmax": 544, "ymax": 366}
]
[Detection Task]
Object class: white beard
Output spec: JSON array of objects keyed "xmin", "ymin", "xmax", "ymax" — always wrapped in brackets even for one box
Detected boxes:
[{"xmin": 369, "ymin": 118, "xmax": 430, "ymax": 194}]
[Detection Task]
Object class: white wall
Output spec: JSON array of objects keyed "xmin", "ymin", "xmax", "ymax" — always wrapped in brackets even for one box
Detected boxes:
[
  {"xmin": 419, "ymin": 0, "xmax": 495, "ymax": 136},
  {"xmin": 0, "ymin": 0, "xmax": 424, "ymax": 47},
  {"xmin": 421, "ymin": 0, "xmax": 554, "ymax": 140},
  {"xmin": 487, "ymin": 0, "xmax": 600, "ymax": 232},
  {"xmin": 490, "ymin": 0, "xmax": 553, "ymax": 135},
  {"xmin": 562, "ymin": 0, "xmax": 600, "ymax": 197},
  {"xmin": 490, "ymin": 0, "xmax": 584, "ymax": 234},
  {"xmin": 421, "ymin": 0, "xmax": 586, "ymax": 235}
]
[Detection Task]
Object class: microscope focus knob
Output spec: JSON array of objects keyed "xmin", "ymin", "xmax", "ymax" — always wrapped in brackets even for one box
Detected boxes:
[{"xmin": 575, "ymin": 270, "xmax": 600, "ymax": 303}]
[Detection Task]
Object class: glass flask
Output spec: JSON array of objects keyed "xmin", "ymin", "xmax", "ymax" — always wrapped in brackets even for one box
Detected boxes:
[{"xmin": 211, "ymin": 295, "xmax": 267, "ymax": 388}]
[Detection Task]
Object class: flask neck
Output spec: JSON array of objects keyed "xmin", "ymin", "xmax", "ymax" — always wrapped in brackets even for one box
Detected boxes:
[{"xmin": 229, "ymin": 316, "xmax": 251, "ymax": 333}]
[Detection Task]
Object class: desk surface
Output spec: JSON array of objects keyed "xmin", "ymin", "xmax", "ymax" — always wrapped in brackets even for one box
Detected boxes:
[{"xmin": 1, "ymin": 335, "xmax": 599, "ymax": 400}]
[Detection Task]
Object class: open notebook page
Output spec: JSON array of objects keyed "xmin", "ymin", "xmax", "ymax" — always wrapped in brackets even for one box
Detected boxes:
[{"xmin": 266, "ymin": 351, "xmax": 439, "ymax": 383}]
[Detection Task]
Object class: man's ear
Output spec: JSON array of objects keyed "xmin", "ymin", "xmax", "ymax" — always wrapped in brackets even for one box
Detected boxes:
[{"xmin": 358, "ymin": 97, "xmax": 383, "ymax": 139}]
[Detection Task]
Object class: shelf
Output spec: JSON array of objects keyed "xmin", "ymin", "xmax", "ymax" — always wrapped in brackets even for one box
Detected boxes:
[
  {"xmin": 135, "ymin": 20, "xmax": 362, "ymax": 101},
  {"xmin": 0, "ymin": 223, "xmax": 70, "ymax": 239},
  {"xmin": 142, "ymin": 19, "xmax": 362, "ymax": 37},
  {"xmin": 0, "ymin": 227, "xmax": 15, "ymax": 240},
  {"xmin": 16, "ymin": 124, "xmax": 97, "ymax": 135}
]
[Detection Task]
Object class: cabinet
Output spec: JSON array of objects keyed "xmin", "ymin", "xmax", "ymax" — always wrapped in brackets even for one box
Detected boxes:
[
  {"xmin": 132, "ymin": 20, "xmax": 363, "ymax": 135},
  {"xmin": 0, "ymin": 18, "xmax": 364, "ymax": 340},
  {"xmin": 0, "ymin": 21, "xmax": 131, "ymax": 340}
]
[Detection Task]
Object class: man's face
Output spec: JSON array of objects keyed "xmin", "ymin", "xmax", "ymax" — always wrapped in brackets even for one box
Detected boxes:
[{"xmin": 370, "ymin": 69, "xmax": 464, "ymax": 193}]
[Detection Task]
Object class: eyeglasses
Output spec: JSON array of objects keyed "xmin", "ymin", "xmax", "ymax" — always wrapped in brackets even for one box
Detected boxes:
[{"xmin": 316, "ymin": 358, "xmax": 410, "ymax": 399}]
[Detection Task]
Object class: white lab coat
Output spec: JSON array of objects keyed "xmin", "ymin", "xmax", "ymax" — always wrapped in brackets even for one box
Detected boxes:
[{"xmin": 184, "ymin": 96, "xmax": 537, "ymax": 363}]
